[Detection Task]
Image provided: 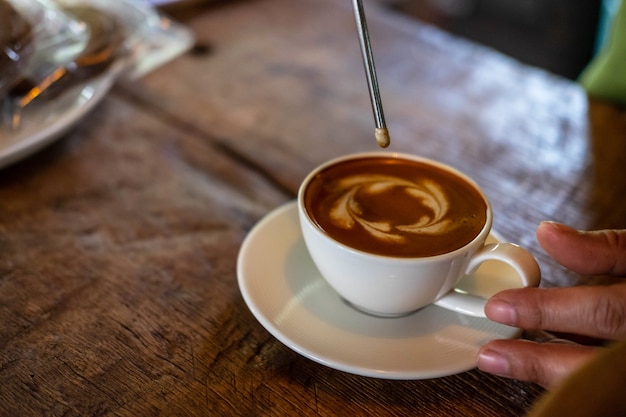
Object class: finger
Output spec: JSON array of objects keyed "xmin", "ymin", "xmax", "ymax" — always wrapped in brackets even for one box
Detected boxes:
[
  {"xmin": 536, "ymin": 222, "xmax": 626, "ymax": 276},
  {"xmin": 524, "ymin": 341, "xmax": 626, "ymax": 416},
  {"xmin": 477, "ymin": 339, "xmax": 598, "ymax": 389},
  {"xmin": 485, "ymin": 285, "xmax": 626, "ymax": 340}
]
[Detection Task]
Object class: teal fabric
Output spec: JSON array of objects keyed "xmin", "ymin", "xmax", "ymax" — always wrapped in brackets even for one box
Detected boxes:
[
  {"xmin": 594, "ymin": 0, "xmax": 622, "ymax": 53},
  {"xmin": 579, "ymin": 0, "xmax": 626, "ymax": 105}
]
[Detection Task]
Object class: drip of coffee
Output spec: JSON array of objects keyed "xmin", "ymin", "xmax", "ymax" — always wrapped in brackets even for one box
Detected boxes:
[{"xmin": 304, "ymin": 156, "xmax": 487, "ymax": 257}]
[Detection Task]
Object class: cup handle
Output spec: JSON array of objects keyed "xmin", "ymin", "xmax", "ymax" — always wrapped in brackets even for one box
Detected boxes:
[{"xmin": 433, "ymin": 243, "xmax": 541, "ymax": 317}]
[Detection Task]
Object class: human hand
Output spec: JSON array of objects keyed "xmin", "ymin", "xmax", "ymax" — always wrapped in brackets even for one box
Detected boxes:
[{"xmin": 476, "ymin": 221, "xmax": 626, "ymax": 389}]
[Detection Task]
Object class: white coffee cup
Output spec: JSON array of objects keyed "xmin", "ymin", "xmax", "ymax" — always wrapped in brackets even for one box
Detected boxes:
[{"xmin": 297, "ymin": 152, "xmax": 540, "ymax": 317}]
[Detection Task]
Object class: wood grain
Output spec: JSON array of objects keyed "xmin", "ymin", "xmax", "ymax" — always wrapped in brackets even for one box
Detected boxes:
[{"xmin": 1, "ymin": 0, "xmax": 625, "ymax": 415}]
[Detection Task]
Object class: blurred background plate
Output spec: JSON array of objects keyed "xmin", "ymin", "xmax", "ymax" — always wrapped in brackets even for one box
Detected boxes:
[{"xmin": 0, "ymin": 68, "xmax": 116, "ymax": 170}]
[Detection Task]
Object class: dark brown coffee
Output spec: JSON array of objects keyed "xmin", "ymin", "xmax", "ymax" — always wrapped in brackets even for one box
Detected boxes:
[{"xmin": 304, "ymin": 156, "xmax": 488, "ymax": 257}]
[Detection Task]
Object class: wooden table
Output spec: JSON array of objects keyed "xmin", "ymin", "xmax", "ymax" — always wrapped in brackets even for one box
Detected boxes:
[{"xmin": 1, "ymin": 0, "xmax": 625, "ymax": 415}]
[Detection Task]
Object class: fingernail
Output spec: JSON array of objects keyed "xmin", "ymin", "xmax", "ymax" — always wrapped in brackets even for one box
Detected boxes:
[
  {"xmin": 540, "ymin": 221, "xmax": 577, "ymax": 234},
  {"xmin": 485, "ymin": 299, "xmax": 517, "ymax": 325},
  {"xmin": 477, "ymin": 349, "xmax": 510, "ymax": 376}
]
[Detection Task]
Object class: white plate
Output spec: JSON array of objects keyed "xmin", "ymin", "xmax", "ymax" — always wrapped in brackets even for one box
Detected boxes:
[
  {"xmin": 237, "ymin": 202, "xmax": 523, "ymax": 380},
  {"xmin": 0, "ymin": 70, "xmax": 116, "ymax": 170}
]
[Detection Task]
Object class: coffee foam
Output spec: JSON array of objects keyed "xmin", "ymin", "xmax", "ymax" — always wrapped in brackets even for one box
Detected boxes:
[
  {"xmin": 328, "ymin": 174, "xmax": 454, "ymax": 243},
  {"xmin": 304, "ymin": 156, "xmax": 487, "ymax": 257}
]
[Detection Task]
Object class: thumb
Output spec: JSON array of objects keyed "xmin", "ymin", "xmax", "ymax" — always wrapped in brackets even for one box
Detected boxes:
[
  {"xmin": 536, "ymin": 222, "xmax": 626, "ymax": 276},
  {"xmin": 477, "ymin": 339, "xmax": 597, "ymax": 389}
]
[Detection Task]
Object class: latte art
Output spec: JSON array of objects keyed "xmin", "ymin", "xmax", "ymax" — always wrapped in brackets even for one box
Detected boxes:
[
  {"xmin": 304, "ymin": 156, "xmax": 488, "ymax": 257},
  {"xmin": 329, "ymin": 175, "xmax": 453, "ymax": 243}
]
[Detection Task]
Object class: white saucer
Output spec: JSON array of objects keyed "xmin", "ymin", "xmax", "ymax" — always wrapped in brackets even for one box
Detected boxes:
[
  {"xmin": 0, "ymin": 69, "xmax": 116, "ymax": 170},
  {"xmin": 237, "ymin": 202, "xmax": 522, "ymax": 380}
]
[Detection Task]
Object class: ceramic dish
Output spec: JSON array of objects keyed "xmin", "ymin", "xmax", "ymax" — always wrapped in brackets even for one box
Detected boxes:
[{"xmin": 237, "ymin": 202, "xmax": 522, "ymax": 379}]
